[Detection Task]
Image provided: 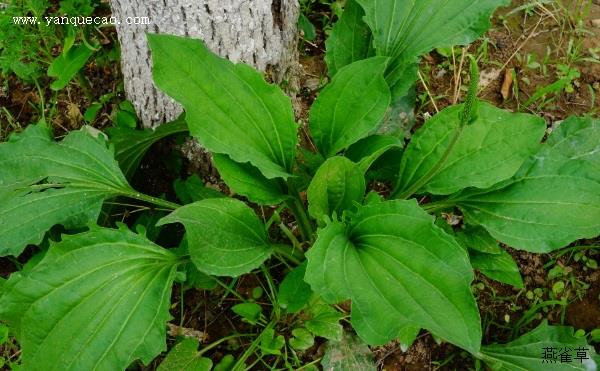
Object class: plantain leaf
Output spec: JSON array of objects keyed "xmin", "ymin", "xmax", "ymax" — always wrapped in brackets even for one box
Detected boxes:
[
  {"xmin": 305, "ymin": 304, "xmax": 344, "ymax": 341},
  {"xmin": 383, "ymin": 62, "xmax": 419, "ymax": 100},
  {"xmin": 398, "ymin": 325, "xmax": 421, "ymax": 352},
  {"xmin": 173, "ymin": 175, "xmax": 225, "ymax": 204},
  {"xmin": 355, "ymin": 0, "xmax": 508, "ymax": 95},
  {"xmin": 356, "ymin": 0, "xmax": 509, "ymax": 59},
  {"xmin": 309, "ymin": 57, "xmax": 390, "ymax": 158},
  {"xmin": 289, "ymin": 328, "xmax": 314, "ymax": 351},
  {"xmin": 213, "ymin": 154, "xmax": 288, "ymax": 206},
  {"xmin": 0, "ymin": 124, "xmax": 133, "ymax": 256},
  {"xmin": 344, "ymin": 134, "xmax": 403, "ymax": 173},
  {"xmin": 157, "ymin": 338, "xmax": 212, "ymax": 371},
  {"xmin": 0, "ymin": 188, "xmax": 105, "ymax": 256},
  {"xmin": 482, "ymin": 321, "xmax": 599, "ymax": 370},
  {"xmin": 0, "ymin": 227, "xmax": 180, "ymax": 370},
  {"xmin": 544, "ymin": 116, "xmax": 600, "ymax": 182},
  {"xmin": 47, "ymin": 44, "xmax": 94, "ymax": 90},
  {"xmin": 455, "ymin": 225, "xmax": 503, "ymax": 255},
  {"xmin": 470, "ymin": 249, "xmax": 523, "ymax": 288},
  {"xmin": 307, "ymin": 157, "xmax": 365, "ymax": 223},
  {"xmin": 325, "ymin": 0, "xmax": 374, "ymax": 76},
  {"xmin": 149, "ymin": 34, "xmax": 297, "ymax": 179},
  {"xmin": 298, "ymin": 13, "xmax": 316, "ymax": 41},
  {"xmin": 157, "ymin": 198, "xmax": 273, "ymax": 277},
  {"xmin": 456, "ymin": 116, "xmax": 600, "ymax": 253},
  {"xmin": 278, "ymin": 262, "xmax": 312, "ymax": 314},
  {"xmin": 107, "ymin": 116, "xmax": 188, "ymax": 179},
  {"xmin": 304, "ymin": 200, "xmax": 481, "ymax": 352},
  {"xmin": 396, "ymin": 102, "xmax": 546, "ymax": 196},
  {"xmin": 260, "ymin": 329, "xmax": 285, "ymax": 356}
]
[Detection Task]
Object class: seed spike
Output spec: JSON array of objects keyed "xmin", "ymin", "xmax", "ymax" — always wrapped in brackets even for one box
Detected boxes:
[{"xmin": 461, "ymin": 55, "xmax": 479, "ymax": 126}]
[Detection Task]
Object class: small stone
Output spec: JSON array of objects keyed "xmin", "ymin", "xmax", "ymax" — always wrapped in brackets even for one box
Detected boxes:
[
  {"xmin": 592, "ymin": 19, "xmax": 600, "ymax": 28},
  {"xmin": 303, "ymin": 77, "xmax": 321, "ymax": 91}
]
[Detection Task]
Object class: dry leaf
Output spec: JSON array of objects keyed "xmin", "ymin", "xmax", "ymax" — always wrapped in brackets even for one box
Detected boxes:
[
  {"xmin": 167, "ymin": 323, "xmax": 208, "ymax": 342},
  {"xmin": 66, "ymin": 102, "xmax": 83, "ymax": 127},
  {"xmin": 501, "ymin": 69, "xmax": 514, "ymax": 100},
  {"xmin": 442, "ymin": 212, "xmax": 462, "ymax": 226}
]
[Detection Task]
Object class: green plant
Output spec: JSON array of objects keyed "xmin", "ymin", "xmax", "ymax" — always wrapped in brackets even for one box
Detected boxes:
[
  {"xmin": 1, "ymin": 0, "xmax": 600, "ymax": 370},
  {"xmin": 299, "ymin": 0, "xmax": 344, "ymax": 36},
  {"xmin": 524, "ymin": 64, "xmax": 581, "ymax": 109},
  {"xmin": 0, "ymin": 0, "xmax": 55, "ymax": 82},
  {"xmin": 1, "ymin": 0, "xmax": 118, "ymax": 115}
]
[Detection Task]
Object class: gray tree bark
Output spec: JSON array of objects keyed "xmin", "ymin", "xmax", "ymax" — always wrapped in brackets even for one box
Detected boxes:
[{"xmin": 109, "ymin": 0, "xmax": 299, "ymax": 128}]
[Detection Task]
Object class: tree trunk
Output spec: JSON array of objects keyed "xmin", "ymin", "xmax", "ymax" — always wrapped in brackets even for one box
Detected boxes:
[{"xmin": 109, "ymin": 0, "xmax": 299, "ymax": 128}]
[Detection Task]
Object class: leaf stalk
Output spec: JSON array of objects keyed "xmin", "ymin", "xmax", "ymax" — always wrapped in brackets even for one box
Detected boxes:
[
  {"xmin": 391, "ymin": 57, "xmax": 480, "ymax": 199},
  {"xmin": 123, "ymin": 190, "xmax": 181, "ymax": 210}
]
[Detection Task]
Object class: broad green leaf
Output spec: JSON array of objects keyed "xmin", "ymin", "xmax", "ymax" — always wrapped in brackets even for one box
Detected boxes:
[
  {"xmin": 177, "ymin": 238, "xmax": 218, "ymax": 290},
  {"xmin": 113, "ymin": 100, "xmax": 138, "ymax": 128},
  {"xmin": 114, "ymin": 110, "xmax": 138, "ymax": 129},
  {"xmin": 325, "ymin": 0, "xmax": 374, "ymax": 76},
  {"xmin": 470, "ymin": 249, "xmax": 523, "ymax": 288},
  {"xmin": 455, "ymin": 225, "xmax": 503, "ymax": 254},
  {"xmin": 396, "ymin": 102, "xmax": 546, "ymax": 196},
  {"xmin": 173, "ymin": 175, "xmax": 225, "ymax": 204},
  {"xmin": 365, "ymin": 147, "xmax": 404, "ymax": 182},
  {"xmin": 354, "ymin": 0, "xmax": 507, "ymax": 98},
  {"xmin": 310, "ymin": 57, "xmax": 391, "ymax": 157},
  {"xmin": 398, "ymin": 325, "xmax": 420, "ymax": 352},
  {"xmin": 321, "ymin": 333, "xmax": 375, "ymax": 371},
  {"xmin": 305, "ymin": 200, "xmax": 481, "ymax": 352},
  {"xmin": 184, "ymin": 262, "xmax": 217, "ymax": 290},
  {"xmin": 363, "ymin": 191, "xmax": 384, "ymax": 205},
  {"xmin": 260, "ymin": 329, "xmax": 285, "ymax": 356},
  {"xmin": 0, "ymin": 188, "xmax": 105, "ymax": 256},
  {"xmin": 345, "ymin": 134, "xmax": 403, "ymax": 173},
  {"xmin": 157, "ymin": 198, "xmax": 273, "ymax": 277},
  {"xmin": 133, "ymin": 211, "xmax": 166, "ymax": 241},
  {"xmin": 384, "ymin": 61, "xmax": 419, "ymax": 100},
  {"xmin": 47, "ymin": 44, "xmax": 94, "ymax": 90},
  {"xmin": 482, "ymin": 321, "xmax": 599, "ymax": 370},
  {"xmin": 458, "ymin": 178, "xmax": 600, "ymax": 253},
  {"xmin": 214, "ymin": 355, "xmax": 235, "ymax": 371},
  {"xmin": 0, "ymin": 323, "xmax": 7, "ymax": 345},
  {"xmin": 457, "ymin": 116, "xmax": 600, "ymax": 252},
  {"xmin": 289, "ymin": 328, "xmax": 315, "ymax": 351},
  {"xmin": 0, "ymin": 227, "xmax": 180, "ymax": 370},
  {"xmin": 157, "ymin": 338, "xmax": 212, "ymax": 371},
  {"xmin": 278, "ymin": 263, "xmax": 312, "ymax": 314},
  {"xmin": 305, "ymin": 304, "xmax": 344, "ymax": 341},
  {"xmin": 83, "ymin": 103, "xmax": 102, "ymax": 122},
  {"xmin": 354, "ymin": 0, "xmax": 508, "ymax": 64},
  {"xmin": 213, "ymin": 154, "xmax": 288, "ymax": 205},
  {"xmin": 0, "ymin": 124, "xmax": 133, "ymax": 256},
  {"xmin": 544, "ymin": 116, "xmax": 600, "ymax": 182},
  {"xmin": 232, "ymin": 303, "xmax": 262, "ymax": 325},
  {"xmin": 298, "ymin": 13, "xmax": 316, "ymax": 41},
  {"xmin": 149, "ymin": 34, "xmax": 297, "ymax": 179},
  {"xmin": 307, "ymin": 157, "xmax": 365, "ymax": 222},
  {"xmin": 107, "ymin": 116, "xmax": 188, "ymax": 179},
  {"xmin": 1, "ymin": 124, "xmax": 130, "ymax": 192}
]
